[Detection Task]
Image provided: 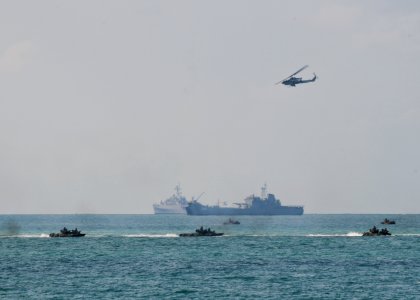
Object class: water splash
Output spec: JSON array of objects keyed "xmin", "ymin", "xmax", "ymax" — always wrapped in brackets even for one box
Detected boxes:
[
  {"xmin": 123, "ymin": 233, "xmax": 178, "ymax": 238},
  {"xmin": 307, "ymin": 232, "xmax": 363, "ymax": 237},
  {"xmin": 10, "ymin": 233, "xmax": 51, "ymax": 238},
  {"xmin": 0, "ymin": 220, "xmax": 21, "ymax": 236}
]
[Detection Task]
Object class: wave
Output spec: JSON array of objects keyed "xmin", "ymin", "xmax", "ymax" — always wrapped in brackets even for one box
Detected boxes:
[
  {"xmin": 307, "ymin": 232, "xmax": 363, "ymax": 237},
  {"xmin": 242, "ymin": 232, "xmax": 364, "ymax": 237},
  {"xmin": 393, "ymin": 233, "xmax": 420, "ymax": 237},
  {"xmin": 123, "ymin": 233, "xmax": 178, "ymax": 238},
  {"xmin": 2, "ymin": 232, "xmax": 418, "ymax": 239},
  {"xmin": 0, "ymin": 233, "xmax": 51, "ymax": 238},
  {"xmin": 307, "ymin": 232, "xmax": 420, "ymax": 237}
]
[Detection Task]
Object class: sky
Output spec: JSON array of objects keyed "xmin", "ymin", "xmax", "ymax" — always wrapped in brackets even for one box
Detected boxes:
[{"xmin": 1, "ymin": 1, "xmax": 419, "ymax": 214}]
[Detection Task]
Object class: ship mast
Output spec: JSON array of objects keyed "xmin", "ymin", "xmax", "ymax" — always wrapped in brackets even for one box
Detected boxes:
[
  {"xmin": 175, "ymin": 184, "xmax": 182, "ymax": 197},
  {"xmin": 261, "ymin": 183, "xmax": 267, "ymax": 199}
]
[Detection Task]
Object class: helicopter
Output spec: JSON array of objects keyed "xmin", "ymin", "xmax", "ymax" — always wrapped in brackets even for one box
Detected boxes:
[{"xmin": 275, "ymin": 65, "xmax": 317, "ymax": 87}]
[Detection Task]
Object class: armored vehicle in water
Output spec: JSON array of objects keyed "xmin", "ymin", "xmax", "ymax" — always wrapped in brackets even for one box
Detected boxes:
[
  {"xmin": 381, "ymin": 218, "xmax": 396, "ymax": 225},
  {"xmin": 223, "ymin": 218, "xmax": 240, "ymax": 225},
  {"xmin": 362, "ymin": 226, "xmax": 391, "ymax": 236},
  {"xmin": 179, "ymin": 226, "xmax": 223, "ymax": 237},
  {"xmin": 49, "ymin": 227, "xmax": 85, "ymax": 237}
]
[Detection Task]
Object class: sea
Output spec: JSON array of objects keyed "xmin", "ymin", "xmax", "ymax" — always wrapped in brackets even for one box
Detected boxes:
[{"xmin": 1, "ymin": 214, "xmax": 419, "ymax": 299}]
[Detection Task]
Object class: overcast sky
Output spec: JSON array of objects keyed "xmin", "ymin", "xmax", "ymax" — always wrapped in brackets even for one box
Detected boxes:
[{"xmin": 1, "ymin": 1, "xmax": 419, "ymax": 213}]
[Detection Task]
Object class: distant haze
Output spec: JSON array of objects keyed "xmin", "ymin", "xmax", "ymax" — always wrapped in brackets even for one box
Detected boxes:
[{"xmin": 1, "ymin": 1, "xmax": 419, "ymax": 213}]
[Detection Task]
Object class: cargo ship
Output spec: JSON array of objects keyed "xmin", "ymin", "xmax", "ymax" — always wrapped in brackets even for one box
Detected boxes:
[{"xmin": 186, "ymin": 184, "xmax": 303, "ymax": 216}]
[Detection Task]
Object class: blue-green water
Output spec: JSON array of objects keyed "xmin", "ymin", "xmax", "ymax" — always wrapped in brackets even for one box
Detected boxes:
[{"xmin": 1, "ymin": 215, "xmax": 419, "ymax": 299}]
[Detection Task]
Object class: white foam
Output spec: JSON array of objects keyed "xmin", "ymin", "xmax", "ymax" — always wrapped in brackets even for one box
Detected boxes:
[
  {"xmin": 123, "ymin": 233, "xmax": 178, "ymax": 238},
  {"xmin": 346, "ymin": 231, "xmax": 364, "ymax": 237},
  {"xmin": 394, "ymin": 233, "xmax": 420, "ymax": 237},
  {"xmin": 307, "ymin": 232, "xmax": 363, "ymax": 237},
  {"xmin": 244, "ymin": 234, "xmax": 278, "ymax": 237},
  {"xmin": 14, "ymin": 233, "xmax": 50, "ymax": 238}
]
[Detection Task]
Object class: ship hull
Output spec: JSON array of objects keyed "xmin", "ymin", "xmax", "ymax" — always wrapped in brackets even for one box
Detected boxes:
[
  {"xmin": 186, "ymin": 205, "xmax": 303, "ymax": 216},
  {"xmin": 153, "ymin": 205, "xmax": 187, "ymax": 214}
]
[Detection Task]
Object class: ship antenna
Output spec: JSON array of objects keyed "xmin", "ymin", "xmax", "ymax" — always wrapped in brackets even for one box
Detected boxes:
[
  {"xmin": 261, "ymin": 183, "xmax": 267, "ymax": 199},
  {"xmin": 175, "ymin": 184, "xmax": 182, "ymax": 197}
]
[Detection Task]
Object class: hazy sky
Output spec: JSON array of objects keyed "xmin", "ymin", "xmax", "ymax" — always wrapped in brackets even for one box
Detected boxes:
[{"xmin": 1, "ymin": 1, "xmax": 419, "ymax": 213}]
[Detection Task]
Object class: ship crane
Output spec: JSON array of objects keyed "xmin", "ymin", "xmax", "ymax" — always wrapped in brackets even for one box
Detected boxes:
[{"xmin": 191, "ymin": 192, "xmax": 205, "ymax": 202}]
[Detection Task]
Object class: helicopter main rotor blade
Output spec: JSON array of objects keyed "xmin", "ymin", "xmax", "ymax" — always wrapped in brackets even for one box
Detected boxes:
[{"xmin": 280, "ymin": 65, "xmax": 309, "ymax": 82}]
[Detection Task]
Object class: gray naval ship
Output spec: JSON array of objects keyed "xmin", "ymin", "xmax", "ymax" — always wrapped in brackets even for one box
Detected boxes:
[
  {"xmin": 186, "ymin": 184, "xmax": 303, "ymax": 216},
  {"xmin": 153, "ymin": 184, "xmax": 189, "ymax": 214}
]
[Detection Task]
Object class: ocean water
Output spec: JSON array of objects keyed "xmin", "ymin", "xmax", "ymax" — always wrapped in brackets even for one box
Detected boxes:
[{"xmin": 1, "ymin": 214, "xmax": 419, "ymax": 299}]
